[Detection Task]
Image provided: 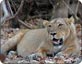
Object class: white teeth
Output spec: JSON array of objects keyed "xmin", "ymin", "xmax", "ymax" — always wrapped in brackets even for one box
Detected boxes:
[
  {"xmin": 53, "ymin": 40, "xmax": 60, "ymax": 44},
  {"xmin": 53, "ymin": 41, "xmax": 58, "ymax": 44},
  {"xmin": 58, "ymin": 40, "xmax": 60, "ymax": 43}
]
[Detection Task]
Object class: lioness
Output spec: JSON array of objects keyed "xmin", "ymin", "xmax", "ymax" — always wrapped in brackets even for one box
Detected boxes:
[
  {"xmin": 1, "ymin": 17, "xmax": 80, "ymax": 58},
  {"xmin": 44, "ymin": 17, "xmax": 80, "ymax": 57}
]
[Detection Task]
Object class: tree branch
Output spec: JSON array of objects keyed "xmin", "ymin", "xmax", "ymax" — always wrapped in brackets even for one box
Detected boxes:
[
  {"xmin": 2, "ymin": 0, "xmax": 24, "ymax": 25},
  {"xmin": 0, "ymin": 0, "xmax": 11, "ymax": 24},
  {"xmin": 75, "ymin": 1, "xmax": 79, "ymax": 14},
  {"xmin": 18, "ymin": 19, "xmax": 32, "ymax": 29}
]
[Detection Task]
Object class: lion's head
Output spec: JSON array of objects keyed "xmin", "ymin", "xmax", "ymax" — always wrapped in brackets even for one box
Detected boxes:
[{"xmin": 43, "ymin": 17, "xmax": 75, "ymax": 46}]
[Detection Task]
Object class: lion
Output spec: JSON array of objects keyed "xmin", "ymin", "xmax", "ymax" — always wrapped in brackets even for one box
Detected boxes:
[{"xmin": 1, "ymin": 17, "xmax": 80, "ymax": 58}]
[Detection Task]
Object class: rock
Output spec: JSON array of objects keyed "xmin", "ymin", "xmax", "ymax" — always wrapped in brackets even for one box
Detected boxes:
[
  {"xmin": 7, "ymin": 51, "xmax": 17, "ymax": 59},
  {"xmin": 45, "ymin": 58, "xmax": 55, "ymax": 64},
  {"xmin": 17, "ymin": 60, "xmax": 29, "ymax": 63}
]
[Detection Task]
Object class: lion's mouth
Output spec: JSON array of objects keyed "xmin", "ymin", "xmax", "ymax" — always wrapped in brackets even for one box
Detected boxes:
[{"xmin": 52, "ymin": 38, "xmax": 63, "ymax": 46}]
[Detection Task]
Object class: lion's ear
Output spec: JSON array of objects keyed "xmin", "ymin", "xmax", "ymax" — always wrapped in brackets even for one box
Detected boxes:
[
  {"xmin": 43, "ymin": 20, "xmax": 49, "ymax": 26},
  {"xmin": 65, "ymin": 17, "xmax": 74, "ymax": 24},
  {"xmin": 68, "ymin": 17, "xmax": 74, "ymax": 24}
]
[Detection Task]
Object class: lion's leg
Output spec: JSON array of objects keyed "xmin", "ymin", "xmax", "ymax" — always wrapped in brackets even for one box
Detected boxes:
[
  {"xmin": 57, "ymin": 45, "xmax": 80, "ymax": 57},
  {"xmin": 1, "ymin": 29, "xmax": 28, "ymax": 54},
  {"xmin": 30, "ymin": 49, "xmax": 48, "ymax": 60},
  {"xmin": 37, "ymin": 48, "xmax": 48, "ymax": 58},
  {"xmin": 28, "ymin": 48, "xmax": 48, "ymax": 60},
  {"xmin": 62, "ymin": 46, "xmax": 75, "ymax": 55},
  {"xmin": 63, "ymin": 47, "xmax": 80, "ymax": 57}
]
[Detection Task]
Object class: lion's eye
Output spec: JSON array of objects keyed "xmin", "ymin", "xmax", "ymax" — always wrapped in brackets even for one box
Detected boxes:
[{"xmin": 58, "ymin": 24, "xmax": 63, "ymax": 27}]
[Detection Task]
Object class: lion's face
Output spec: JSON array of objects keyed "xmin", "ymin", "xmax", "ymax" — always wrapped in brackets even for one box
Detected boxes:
[{"xmin": 43, "ymin": 17, "xmax": 74, "ymax": 46}]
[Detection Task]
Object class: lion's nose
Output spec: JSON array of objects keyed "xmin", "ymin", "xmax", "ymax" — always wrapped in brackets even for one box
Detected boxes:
[{"xmin": 50, "ymin": 33, "xmax": 56, "ymax": 36}]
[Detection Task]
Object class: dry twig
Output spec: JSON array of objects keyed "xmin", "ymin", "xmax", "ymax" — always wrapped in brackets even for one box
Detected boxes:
[{"xmin": 18, "ymin": 19, "xmax": 32, "ymax": 29}]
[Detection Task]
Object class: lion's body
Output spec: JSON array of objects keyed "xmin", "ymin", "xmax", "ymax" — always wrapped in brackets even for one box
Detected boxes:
[
  {"xmin": 17, "ymin": 29, "xmax": 54, "ymax": 57},
  {"xmin": 1, "ymin": 17, "xmax": 80, "ymax": 57}
]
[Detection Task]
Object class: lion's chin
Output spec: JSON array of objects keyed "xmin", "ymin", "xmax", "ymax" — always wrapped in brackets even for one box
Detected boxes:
[{"xmin": 52, "ymin": 38, "xmax": 63, "ymax": 46}]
